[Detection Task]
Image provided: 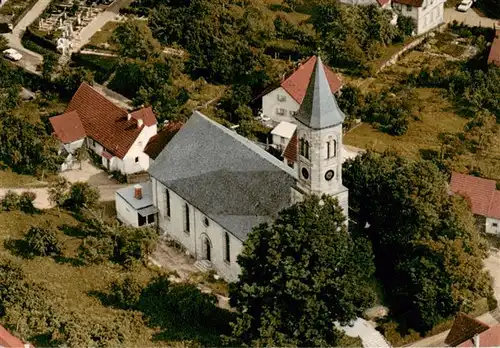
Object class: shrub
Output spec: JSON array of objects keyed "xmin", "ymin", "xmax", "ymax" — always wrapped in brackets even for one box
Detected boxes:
[
  {"xmin": 113, "ymin": 226, "xmax": 158, "ymax": 264},
  {"xmin": 24, "ymin": 225, "xmax": 61, "ymax": 256},
  {"xmin": 108, "ymin": 276, "xmax": 144, "ymax": 309},
  {"xmin": 19, "ymin": 191, "xmax": 37, "ymax": 213},
  {"xmin": 64, "ymin": 182, "xmax": 100, "ymax": 212},
  {"xmin": 78, "ymin": 236, "xmax": 114, "ymax": 264},
  {"xmin": 1, "ymin": 191, "xmax": 20, "ymax": 211}
]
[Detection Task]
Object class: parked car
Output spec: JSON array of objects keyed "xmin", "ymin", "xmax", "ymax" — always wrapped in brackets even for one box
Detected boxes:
[
  {"xmin": 3, "ymin": 48, "xmax": 23, "ymax": 61},
  {"xmin": 457, "ymin": 0, "xmax": 474, "ymax": 12}
]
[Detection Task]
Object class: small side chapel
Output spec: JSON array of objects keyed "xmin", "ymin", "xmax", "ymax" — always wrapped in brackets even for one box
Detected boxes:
[{"xmin": 147, "ymin": 56, "xmax": 349, "ymax": 281}]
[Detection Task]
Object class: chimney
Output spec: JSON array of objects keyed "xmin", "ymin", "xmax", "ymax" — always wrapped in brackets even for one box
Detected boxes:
[
  {"xmin": 127, "ymin": 113, "xmax": 132, "ymax": 121},
  {"xmin": 134, "ymin": 184, "xmax": 142, "ymax": 200},
  {"xmin": 473, "ymin": 334, "xmax": 480, "ymax": 348},
  {"xmin": 137, "ymin": 118, "xmax": 143, "ymax": 128}
]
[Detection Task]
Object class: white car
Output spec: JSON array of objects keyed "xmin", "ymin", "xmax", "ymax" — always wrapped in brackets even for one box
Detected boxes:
[
  {"xmin": 457, "ymin": 0, "xmax": 474, "ymax": 12},
  {"xmin": 3, "ymin": 48, "xmax": 22, "ymax": 61}
]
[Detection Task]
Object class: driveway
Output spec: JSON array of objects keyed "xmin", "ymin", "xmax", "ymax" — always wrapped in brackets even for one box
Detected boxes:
[
  {"xmin": 2, "ymin": 0, "xmax": 50, "ymax": 74},
  {"xmin": 0, "ymin": 161, "xmax": 127, "ymax": 209},
  {"xmin": 444, "ymin": 7, "xmax": 499, "ymax": 28}
]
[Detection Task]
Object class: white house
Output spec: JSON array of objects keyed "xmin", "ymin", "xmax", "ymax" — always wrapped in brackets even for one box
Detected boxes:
[
  {"xmin": 49, "ymin": 83, "xmax": 158, "ymax": 175},
  {"xmin": 261, "ymin": 55, "xmax": 343, "ymax": 125},
  {"xmin": 449, "ymin": 172, "xmax": 500, "ymax": 235},
  {"xmin": 270, "ymin": 121, "xmax": 297, "ymax": 154},
  {"xmin": 119, "ymin": 57, "xmax": 350, "ymax": 281},
  {"xmin": 115, "ymin": 182, "xmax": 158, "ymax": 227},
  {"xmin": 392, "ymin": 0, "xmax": 444, "ymax": 35}
]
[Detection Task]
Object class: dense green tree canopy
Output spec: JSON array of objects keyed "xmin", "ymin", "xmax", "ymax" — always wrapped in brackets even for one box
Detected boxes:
[
  {"xmin": 343, "ymin": 151, "xmax": 496, "ymax": 331},
  {"xmin": 228, "ymin": 195, "xmax": 376, "ymax": 347}
]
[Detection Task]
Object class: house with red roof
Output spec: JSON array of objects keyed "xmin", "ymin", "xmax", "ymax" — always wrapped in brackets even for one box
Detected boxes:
[
  {"xmin": 445, "ymin": 312, "xmax": 500, "ymax": 347},
  {"xmin": 261, "ymin": 56, "xmax": 343, "ymax": 125},
  {"xmin": 0, "ymin": 324, "xmax": 33, "ymax": 348},
  {"xmin": 49, "ymin": 83, "xmax": 158, "ymax": 175},
  {"xmin": 449, "ymin": 172, "xmax": 500, "ymax": 235},
  {"xmin": 487, "ymin": 30, "xmax": 500, "ymax": 67}
]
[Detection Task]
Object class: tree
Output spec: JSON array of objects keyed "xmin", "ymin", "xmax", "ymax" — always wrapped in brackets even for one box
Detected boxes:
[
  {"xmin": 283, "ymin": 0, "xmax": 303, "ymax": 10},
  {"xmin": 112, "ymin": 20, "xmax": 162, "ymax": 60},
  {"xmin": 0, "ymin": 36, "xmax": 8, "ymax": 51},
  {"xmin": 343, "ymin": 151, "xmax": 495, "ymax": 331},
  {"xmin": 65, "ymin": 182, "xmax": 100, "ymax": 212},
  {"xmin": 24, "ymin": 225, "xmax": 61, "ymax": 256},
  {"xmin": 113, "ymin": 225, "xmax": 158, "ymax": 264},
  {"xmin": 78, "ymin": 236, "xmax": 114, "ymax": 264},
  {"xmin": 228, "ymin": 195, "xmax": 376, "ymax": 347},
  {"xmin": 48, "ymin": 176, "xmax": 70, "ymax": 210},
  {"xmin": 74, "ymin": 146, "xmax": 89, "ymax": 169},
  {"xmin": 56, "ymin": 67, "xmax": 94, "ymax": 98},
  {"xmin": 41, "ymin": 53, "xmax": 58, "ymax": 81}
]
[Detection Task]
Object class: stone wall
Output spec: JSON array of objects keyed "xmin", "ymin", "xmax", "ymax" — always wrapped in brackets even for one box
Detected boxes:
[{"xmin": 376, "ymin": 23, "xmax": 446, "ymax": 74}]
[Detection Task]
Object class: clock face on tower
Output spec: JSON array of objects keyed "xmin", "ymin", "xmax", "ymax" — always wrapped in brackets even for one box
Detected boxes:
[{"xmin": 325, "ymin": 170, "xmax": 334, "ymax": 181}]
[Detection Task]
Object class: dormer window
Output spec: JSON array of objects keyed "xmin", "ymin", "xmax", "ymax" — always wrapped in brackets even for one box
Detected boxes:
[{"xmin": 277, "ymin": 95, "xmax": 287, "ymax": 102}]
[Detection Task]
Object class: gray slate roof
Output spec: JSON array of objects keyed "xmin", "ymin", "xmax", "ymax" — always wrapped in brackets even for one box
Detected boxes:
[
  {"xmin": 295, "ymin": 56, "xmax": 346, "ymax": 129},
  {"xmin": 149, "ymin": 111, "xmax": 297, "ymax": 241}
]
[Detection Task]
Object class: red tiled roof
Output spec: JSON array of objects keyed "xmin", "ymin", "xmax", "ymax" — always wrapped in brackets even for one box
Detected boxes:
[
  {"xmin": 449, "ymin": 172, "xmax": 496, "ymax": 217},
  {"xmin": 458, "ymin": 324, "xmax": 500, "ymax": 347},
  {"xmin": 54, "ymin": 83, "xmax": 157, "ymax": 159},
  {"xmin": 130, "ymin": 106, "xmax": 156, "ymax": 127},
  {"xmin": 102, "ymin": 150, "xmax": 113, "ymax": 160},
  {"xmin": 392, "ymin": 0, "xmax": 424, "ymax": 6},
  {"xmin": 144, "ymin": 122, "xmax": 183, "ymax": 160},
  {"xmin": 283, "ymin": 131, "xmax": 297, "ymax": 162},
  {"xmin": 0, "ymin": 324, "xmax": 31, "ymax": 348},
  {"xmin": 281, "ymin": 56, "xmax": 342, "ymax": 104},
  {"xmin": 487, "ymin": 30, "xmax": 500, "ymax": 67},
  {"xmin": 377, "ymin": 0, "xmax": 391, "ymax": 6},
  {"xmin": 445, "ymin": 313, "xmax": 490, "ymax": 347},
  {"xmin": 49, "ymin": 110, "xmax": 86, "ymax": 144}
]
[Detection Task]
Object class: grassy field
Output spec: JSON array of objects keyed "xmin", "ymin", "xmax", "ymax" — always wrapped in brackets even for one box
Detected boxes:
[
  {"xmin": 0, "ymin": 209, "xmax": 233, "ymax": 347},
  {"xmin": 344, "ymin": 41, "xmax": 500, "ymax": 180},
  {"xmin": 86, "ymin": 21, "xmax": 120, "ymax": 51},
  {"xmin": 0, "ymin": 170, "xmax": 49, "ymax": 188}
]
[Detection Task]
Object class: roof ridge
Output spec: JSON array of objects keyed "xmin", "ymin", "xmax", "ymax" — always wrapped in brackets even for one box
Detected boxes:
[
  {"xmin": 77, "ymin": 82, "xmax": 128, "ymax": 116},
  {"xmin": 192, "ymin": 111, "xmax": 296, "ymax": 177}
]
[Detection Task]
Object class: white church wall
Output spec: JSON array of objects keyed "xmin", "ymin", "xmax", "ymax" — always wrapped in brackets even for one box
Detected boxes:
[{"xmin": 152, "ymin": 177, "xmax": 243, "ymax": 281}]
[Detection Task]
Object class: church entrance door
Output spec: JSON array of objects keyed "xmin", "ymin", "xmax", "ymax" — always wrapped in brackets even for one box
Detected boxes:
[{"xmin": 205, "ymin": 237, "xmax": 211, "ymax": 261}]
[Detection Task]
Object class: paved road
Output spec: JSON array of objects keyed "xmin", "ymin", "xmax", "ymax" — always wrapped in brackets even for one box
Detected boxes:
[
  {"xmin": 2, "ymin": 0, "xmax": 51, "ymax": 73},
  {"xmin": 72, "ymin": 0, "xmax": 133, "ymax": 52},
  {"xmin": 444, "ymin": 7, "xmax": 499, "ymax": 28}
]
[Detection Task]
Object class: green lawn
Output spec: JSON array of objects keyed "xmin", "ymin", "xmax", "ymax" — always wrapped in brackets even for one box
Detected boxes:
[
  {"xmin": 85, "ymin": 21, "xmax": 121, "ymax": 51},
  {"xmin": 0, "ymin": 170, "xmax": 48, "ymax": 188}
]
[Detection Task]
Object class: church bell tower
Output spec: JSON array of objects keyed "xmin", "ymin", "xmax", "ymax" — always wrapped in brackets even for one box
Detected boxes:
[{"xmin": 294, "ymin": 56, "xmax": 349, "ymax": 219}]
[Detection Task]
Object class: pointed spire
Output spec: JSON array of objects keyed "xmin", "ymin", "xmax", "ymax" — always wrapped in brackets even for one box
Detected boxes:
[{"xmin": 294, "ymin": 56, "xmax": 346, "ymax": 130}]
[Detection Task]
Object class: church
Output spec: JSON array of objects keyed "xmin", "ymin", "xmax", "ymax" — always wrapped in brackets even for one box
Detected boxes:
[{"xmin": 147, "ymin": 57, "xmax": 349, "ymax": 281}]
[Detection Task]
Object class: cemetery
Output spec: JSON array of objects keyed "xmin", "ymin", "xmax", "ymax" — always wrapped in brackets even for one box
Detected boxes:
[{"xmin": 29, "ymin": 0, "xmax": 115, "ymax": 55}]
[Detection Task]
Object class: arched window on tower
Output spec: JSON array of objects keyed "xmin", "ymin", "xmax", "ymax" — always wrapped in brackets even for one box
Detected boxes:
[
  {"xmin": 305, "ymin": 141, "xmax": 310, "ymax": 159},
  {"xmin": 326, "ymin": 141, "xmax": 330, "ymax": 159},
  {"xmin": 300, "ymin": 138, "xmax": 305, "ymax": 156},
  {"xmin": 333, "ymin": 139, "xmax": 337, "ymax": 157}
]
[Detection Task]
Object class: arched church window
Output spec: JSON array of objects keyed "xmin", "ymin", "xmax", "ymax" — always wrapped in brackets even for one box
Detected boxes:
[
  {"xmin": 305, "ymin": 141, "xmax": 310, "ymax": 159},
  {"xmin": 300, "ymin": 138, "xmax": 305, "ymax": 156},
  {"xmin": 326, "ymin": 141, "xmax": 330, "ymax": 159},
  {"xmin": 332, "ymin": 139, "xmax": 337, "ymax": 157}
]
